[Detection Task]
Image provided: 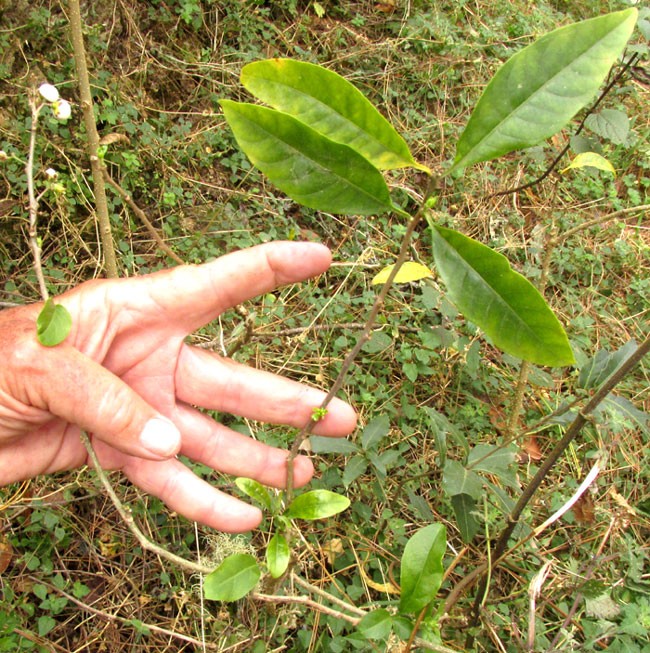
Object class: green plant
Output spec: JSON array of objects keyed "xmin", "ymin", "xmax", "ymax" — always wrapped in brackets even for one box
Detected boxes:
[
  {"xmin": 205, "ymin": 9, "xmax": 650, "ymax": 648},
  {"xmin": 3, "ymin": 3, "xmax": 650, "ymax": 650}
]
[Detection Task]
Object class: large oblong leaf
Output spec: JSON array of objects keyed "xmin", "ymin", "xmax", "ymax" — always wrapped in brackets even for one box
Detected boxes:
[
  {"xmin": 220, "ymin": 100, "xmax": 395, "ymax": 216},
  {"xmin": 451, "ymin": 9, "xmax": 638, "ymax": 172},
  {"xmin": 203, "ymin": 553, "xmax": 260, "ymax": 602},
  {"xmin": 399, "ymin": 524, "xmax": 446, "ymax": 615},
  {"xmin": 241, "ymin": 59, "xmax": 429, "ymax": 172},
  {"xmin": 429, "ymin": 224, "xmax": 574, "ymax": 367}
]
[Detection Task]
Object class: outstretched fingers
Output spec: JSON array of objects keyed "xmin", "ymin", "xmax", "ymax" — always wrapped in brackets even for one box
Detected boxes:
[
  {"xmin": 172, "ymin": 403, "xmax": 316, "ymax": 489},
  {"xmin": 122, "ymin": 400, "xmax": 322, "ymax": 531},
  {"xmin": 123, "ymin": 456, "xmax": 263, "ymax": 532},
  {"xmin": 117, "ymin": 241, "xmax": 334, "ymax": 333},
  {"xmin": 175, "ymin": 345, "xmax": 357, "ymax": 436}
]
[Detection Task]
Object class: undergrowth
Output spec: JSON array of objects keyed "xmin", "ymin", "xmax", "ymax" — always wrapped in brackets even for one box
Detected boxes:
[{"xmin": 1, "ymin": 0, "xmax": 649, "ymax": 651}]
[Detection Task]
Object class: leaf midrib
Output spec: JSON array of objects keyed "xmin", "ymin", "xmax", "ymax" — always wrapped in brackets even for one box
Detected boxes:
[
  {"xmin": 441, "ymin": 235, "xmax": 553, "ymax": 351},
  {"xmin": 247, "ymin": 74, "xmax": 406, "ymax": 165}
]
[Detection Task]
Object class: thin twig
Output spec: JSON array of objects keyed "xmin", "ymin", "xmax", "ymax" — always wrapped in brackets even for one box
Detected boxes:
[
  {"xmin": 102, "ymin": 168, "xmax": 184, "ymax": 265},
  {"xmin": 251, "ymin": 322, "xmax": 421, "ymax": 338},
  {"xmin": 285, "ymin": 178, "xmax": 439, "ymax": 505},
  {"xmin": 291, "ymin": 573, "xmax": 366, "ymax": 616},
  {"xmin": 29, "ymin": 575, "xmax": 222, "ymax": 650},
  {"xmin": 79, "ymin": 431, "xmax": 213, "ymax": 575},
  {"xmin": 25, "ymin": 92, "xmax": 48, "ymax": 301},
  {"xmin": 252, "ymin": 591, "xmax": 361, "ymax": 624},
  {"xmin": 466, "ymin": 335, "xmax": 650, "ymax": 634},
  {"xmin": 68, "ymin": 0, "xmax": 118, "ymax": 277},
  {"xmin": 552, "ymin": 203, "xmax": 650, "ymax": 244}
]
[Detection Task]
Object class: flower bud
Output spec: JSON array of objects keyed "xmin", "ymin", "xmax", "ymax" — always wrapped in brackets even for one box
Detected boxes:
[
  {"xmin": 0, "ymin": 150, "xmax": 7, "ymax": 161},
  {"xmin": 51, "ymin": 183, "xmax": 66, "ymax": 195},
  {"xmin": 44, "ymin": 168, "xmax": 58, "ymax": 180},
  {"xmin": 38, "ymin": 83, "xmax": 60, "ymax": 103},
  {"xmin": 52, "ymin": 99, "xmax": 71, "ymax": 120}
]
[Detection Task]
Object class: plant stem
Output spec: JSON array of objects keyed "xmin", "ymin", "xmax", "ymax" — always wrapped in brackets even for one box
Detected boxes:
[
  {"xmin": 285, "ymin": 179, "xmax": 438, "ymax": 505},
  {"xmin": 25, "ymin": 94, "xmax": 48, "ymax": 302},
  {"xmin": 102, "ymin": 168, "xmax": 184, "ymax": 265},
  {"xmin": 67, "ymin": 0, "xmax": 118, "ymax": 278},
  {"xmin": 80, "ymin": 431, "xmax": 212, "ymax": 575},
  {"xmin": 466, "ymin": 334, "xmax": 650, "ymax": 636},
  {"xmin": 553, "ymin": 202, "xmax": 650, "ymax": 243}
]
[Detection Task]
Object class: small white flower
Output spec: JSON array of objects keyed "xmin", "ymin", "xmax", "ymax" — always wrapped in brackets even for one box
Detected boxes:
[
  {"xmin": 0, "ymin": 150, "xmax": 7, "ymax": 161},
  {"xmin": 52, "ymin": 99, "xmax": 71, "ymax": 120},
  {"xmin": 44, "ymin": 167, "xmax": 58, "ymax": 180},
  {"xmin": 38, "ymin": 83, "xmax": 60, "ymax": 103}
]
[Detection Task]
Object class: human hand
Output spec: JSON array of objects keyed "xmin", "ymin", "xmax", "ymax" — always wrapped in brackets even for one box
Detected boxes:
[{"xmin": 0, "ymin": 242, "xmax": 356, "ymax": 531}]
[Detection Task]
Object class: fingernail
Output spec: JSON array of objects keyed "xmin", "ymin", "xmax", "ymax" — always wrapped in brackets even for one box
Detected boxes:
[{"xmin": 140, "ymin": 418, "xmax": 181, "ymax": 457}]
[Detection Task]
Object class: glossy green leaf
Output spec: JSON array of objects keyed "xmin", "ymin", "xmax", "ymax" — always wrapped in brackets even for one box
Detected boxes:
[
  {"xmin": 399, "ymin": 524, "xmax": 446, "ymax": 615},
  {"xmin": 357, "ymin": 609, "xmax": 393, "ymax": 640},
  {"xmin": 203, "ymin": 554, "xmax": 260, "ymax": 601},
  {"xmin": 561, "ymin": 152, "xmax": 616, "ymax": 175},
  {"xmin": 450, "ymin": 494, "xmax": 480, "ymax": 544},
  {"xmin": 220, "ymin": 100, "xmax": 395, "ymax": 216},
  {"xmin": 36, "ymin": 298, "xmax": 72, "ymax": 347},
  {"xmin": 441, "ymin": 460, "xmax": 483, "ymax": 501},
  {"xmin": 241, "ymin": 59, "xmax": 429, "ymax": 172},
  {"xmin": 429, "ymin": 223, "xmax": 575, "ymax": 367},
  {"xmin": 361, "ymin": 415, "xmax": 391, "ymax": 451},
  {"xmin": 266, "ymin": 533, "xmax": 290, "ymax": 578},
  {"xmin": 235, "ymin": 478, "xmax": 273, "ymax": 512},
  {"xmin": 371, "ymin": 262, "xmax": 433, "ymax": 285},
  {"xmin": 451, "ymin": 9, "xmax": 638, "ymax": 172},
  {"xmin": 285, "ymin": 490, "xmax": 350, "ymax": 520}
]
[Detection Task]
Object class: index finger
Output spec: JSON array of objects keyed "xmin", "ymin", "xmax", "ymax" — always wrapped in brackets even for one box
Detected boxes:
[{"xmin": 128, "ymin": 241, "xmax": 332, "ymax": 332}]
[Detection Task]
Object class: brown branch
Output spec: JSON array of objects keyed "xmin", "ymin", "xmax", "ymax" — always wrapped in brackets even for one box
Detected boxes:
[
  {"xmin": 80, "ymin": 431, "xmax": 212, "ymax": 575},
  {"xmin": 25, "ymin": 92, "xmax": 48, "ymax": 301},
  {"xmin": 466, "ymin": 334, "xmax": 650, "ymax": 635},
  {"xmin": 68, "ymin": 0, "xmax": 118, "ymax": 277},
  {"xmin": 552, "ymin": 202, "xmax": 650, "ymax": 244},
  {"xmin": 284, "ymin": 179, "xmax": 439, "ymax": 505}
]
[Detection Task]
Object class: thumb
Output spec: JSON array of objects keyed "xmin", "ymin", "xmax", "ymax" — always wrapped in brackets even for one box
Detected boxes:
[{"xmin": 34, "ymin": 343, "xmax": 181, "ymax": 460}]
